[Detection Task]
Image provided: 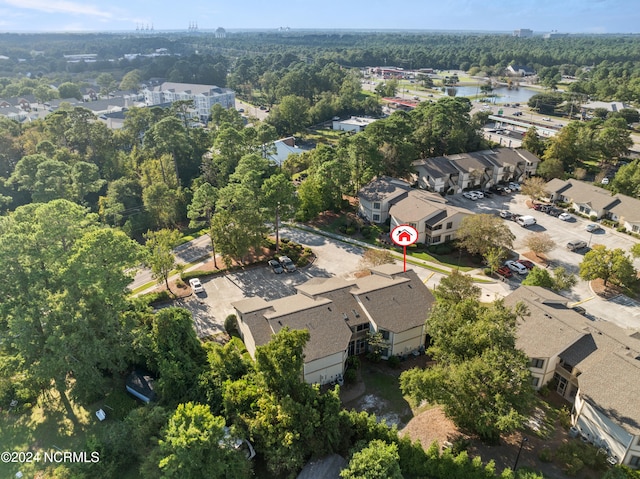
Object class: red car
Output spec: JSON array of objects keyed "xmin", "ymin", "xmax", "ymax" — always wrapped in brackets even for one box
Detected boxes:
[
  {"xmin": 496, "ymin": 266, "xmax": 513, "ymax": 278},
  {"xmin": 517, "ymin": 259, "xmax": 535, "ymax": 270}
]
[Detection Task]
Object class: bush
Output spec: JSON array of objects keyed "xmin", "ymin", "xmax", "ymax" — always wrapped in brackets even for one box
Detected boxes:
[
  {"xmin": 138, "ymin": 290, "xmax": 171, "ymax": 306},
  {"xmin": 558, "ymin": 405, "xmax": 572, "ymax": 429},
  {"xmin": 567, "ymin": 208, "xmax": 575, "ymax": 214},
  {"xmin": 538, "ymin": 447, "xmax": 554, "ymax": 462},
  {"xmin": 388, "ymin": 355, "xmax": 401, "ymax": 369},
  {"xmin": 538, "ymin": 385, "xmax": 550, "ymax": 397},
  {"xmin": 484, "ymin": 268, "xmax": 492, "ymax": 276},
  {"xmin": 224, "ymin": 314, "xmax": 239, "ymax": 335},
  {"xmin": 344, "ymin": 368, "xmax": 358, "ymax": 384},
  {"xmin": 347, "ymin": 356, "xmax": 361, "ymax": 370},
  {"xmin": 590, "ymin": 215, "xmax": 598, "ymax": 222}
]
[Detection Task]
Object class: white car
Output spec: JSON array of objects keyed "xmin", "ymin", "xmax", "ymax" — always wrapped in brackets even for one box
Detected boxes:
[
  {"xmin": 558, "ymin": 213, "xmax": 573, "ymax": 221},
  {"xmin": 508, "ymin": 182, "xmax": 521, "ymax": 191},
  {"xmin": 462, "ymin": 192, "xmax": 478, "ymax": 200},
  {"xmin": 601, "ymin": 177, "xmax": 610, "ymax": 185},
  {"xmin": 189, "ymin": 278, "xmax": 204, "ymax": 294},
  {"xmin": 542, "ymin": 117, "xmax": 551, "ymax": 121},
  {"xmin": 505, "ymin": 260, "xmax": 528, "ymax": 275},
  {"xmin": 471, "ymin": 191, "xmax": 484, "ymax": 199}
]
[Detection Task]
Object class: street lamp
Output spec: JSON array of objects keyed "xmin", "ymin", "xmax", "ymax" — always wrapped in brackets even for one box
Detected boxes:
[{"xmin": 513, "ymin": 436, "xmax": 529, "ymax": 472}]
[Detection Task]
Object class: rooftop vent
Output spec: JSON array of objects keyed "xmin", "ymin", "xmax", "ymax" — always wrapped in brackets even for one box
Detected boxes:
[
  {"xmin": 343, "ymin": 313, "xmax": 349, "ymax": 321},
  {"xmin": 352, "ymin": 309, "xmax": 360, "ymax": 318}
]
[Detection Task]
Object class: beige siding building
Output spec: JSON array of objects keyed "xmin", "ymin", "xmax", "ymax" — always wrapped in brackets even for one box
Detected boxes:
[
  {"xmin": 505, "ymin": 286, "xmax": 640, "ymax": 468},
  {"xmin": 232, "ymin": 265, "xmax": 434, "ymax": 384}
]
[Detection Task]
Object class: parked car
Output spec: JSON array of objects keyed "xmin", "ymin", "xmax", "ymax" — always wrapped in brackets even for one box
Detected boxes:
[
  {"xmin": 470, "ymin": 190, "xmax": 484, "ymax": 198},
  {"xmin": 189, "ymin": 278, "xmax": 204, "ymax": 294},
  {"xmin": 462, "ymin": 191, "xmax": 478, "ymax": 200},
  {"xmin": 558, "ymin": 212, "xmax": 573, "ymax": 221},
  {"xmin": 496, "ymin": 266, "xmax": 513, "ymax": 278},
  {"xmin": 547, "ymin": 208, "xmax": 562, "ymax": 217},
  {"xmin": 517, "ymin": 259, "xmax": 535, "ymax": 270},
  {"xmin": 482, "ymin": 190, "xmax": 493, "ymax": 197},
  {"xmin": 499, "ymin": 210, "xmax": 512, "ymax": 219},
  {"xmin": 586, "ymin": 223, "xmax": 603, "ymax": 233},
  {"xmin": 505, "ymin": 260, "xmax": 528, "ymax": 275},
  {"xmin": 278, "ymin": 255, "xmax": 297, "ymax": 273},
  {"xmin": 567, "ymin": 240, "xmax": 588, "ymax": 251},
  {"xmin": 508, "ymin": 182, "xmax": 521, "ymax": 191},
  {"xmin": 516, "ymin": 215, "xmax": 537, "ymax": 227},
  {"xmin": 268, "ymin": 259, "xmax": 284, "ymax": 274},
  {"xmin": 571, "ymin": 305, "xmax": 587, "ymax": 316},
  {"xmin": 601, "ymin": 177, "xmax": 610, "ymax": 185}
]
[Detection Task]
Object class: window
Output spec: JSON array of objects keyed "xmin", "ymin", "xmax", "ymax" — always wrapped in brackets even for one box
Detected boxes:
[
  {"xmin": 446, "ymin": 221, "xmax": 453, "ymax": 229},
  {"xmin": 356, "ymin": 323, "xmax": 369, "ymax": 332},
  {"xmin": 630, "ymin": 456, "xmax": 640, "ymax": 467},
  {"xmin": 433, "ymin": 224, "xmax": 442, "ymax": 230},
  {"xmin": 373, "ymin": 214, "xmax": 380, "ymax": 222},
  {"xmin": 373, "ymin": 202, "xmax": 381, "ymax": 210},
  {"xmin": 380, "ymin": 330, "xmax": 390, "ymax": 340},
  {"xmin": 445, "ymin": 235, "xmax": 451, "ymax": 242},
  {"xmin": 529, "ymin": 358, "xmax": 545, "ymax": 369},
  {"xmin": 531, "ymin": 377, "xmax": 540, "ymax": 387},
  {"xmin": 432, "ymin": 235, "xmax": 441, "ymax": 244},
  {"xmin": 633, "ymin": 225, "xmax": 640, "ymax": 233}
]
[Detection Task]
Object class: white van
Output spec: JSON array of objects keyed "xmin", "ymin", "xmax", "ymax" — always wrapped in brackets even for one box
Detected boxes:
[{"xmin": 516, "ymin": 215, "xmax": 536, "ymax": 227}]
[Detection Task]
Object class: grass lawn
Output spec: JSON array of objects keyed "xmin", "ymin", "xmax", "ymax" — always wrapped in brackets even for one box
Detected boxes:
[
  {"xmin": 302, "ymin": 128, "xmax": 345, "ymax": 146},
  {"xmin": 0, "ymin": 379, "xmax": 140, "ymax": 478}
]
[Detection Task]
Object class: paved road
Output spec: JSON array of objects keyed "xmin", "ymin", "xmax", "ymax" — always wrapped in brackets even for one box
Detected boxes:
[{"xmin": 128, "ymin": 234, "xmax": 213, "ymax": 291}]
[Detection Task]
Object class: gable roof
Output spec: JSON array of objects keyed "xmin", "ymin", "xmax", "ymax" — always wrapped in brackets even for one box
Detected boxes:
[
  {"xmin": 389, "ymin": 189, "xmax": 471, "ymax": 224},
  {"xmin": 358, "ymin": 176, "xmax": 411, "ymax": 202},
  {"xmin": 505, "ymin": 285, "xmax": 640, "ymax": 435},
  {"xmin": 352, "ymin": 267, "xmax": 434, "ymax": 333},
  {"xmin": 412, "ymin": 156, "xmax": 460, "ymax": 178},
  {"xmin": 233, "ymin": 265, "xmax": 434, "ymax": 362}
]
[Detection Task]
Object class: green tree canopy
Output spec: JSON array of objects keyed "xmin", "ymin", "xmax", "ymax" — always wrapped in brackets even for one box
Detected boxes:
[
  {"xmin": 579, "ymin": 245, "xmax": 636, "ymax": 287},
  {"xmin": 341, "ymin": 440, "xmax": 403, "ymax": 479},
  {"xmin": 0, "ymin": 200, "xmax": 140, "ymax": 420},
  {"xmin": 400, "ymin": 298, "xmax": 534, "ymax": 442},
  {"xmin": 456, "ymin": 213, "xmax": 515, "ymax": 257},
  {"xmin": 158, "ymin": 402, "xmax": 251, "ymax": 479}
]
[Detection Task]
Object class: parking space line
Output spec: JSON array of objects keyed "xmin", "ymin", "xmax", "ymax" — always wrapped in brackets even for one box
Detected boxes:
[{"xmin": 569, "ymin": 297, "xmax": 594, "ymax": 307}]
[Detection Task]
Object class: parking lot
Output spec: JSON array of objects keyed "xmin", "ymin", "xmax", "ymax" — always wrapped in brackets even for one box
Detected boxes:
[
  {"xmin": 448, "ymin": 191, "xmax": 640, "ymax": 273},
  {"xmin": 448, "ymin": 190, "xmax": 640, "ymax": 329},
  {"xmin": 181, "ymin": 226, "xmax": 368, "ymax": 338}
]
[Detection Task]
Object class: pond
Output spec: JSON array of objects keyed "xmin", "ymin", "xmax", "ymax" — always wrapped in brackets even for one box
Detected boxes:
[{"xmin": 443, "ymin": 85, "xmax": 540, "ymax": 104}]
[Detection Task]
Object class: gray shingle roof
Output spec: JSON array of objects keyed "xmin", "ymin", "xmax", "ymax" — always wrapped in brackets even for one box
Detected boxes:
[
  {"xmin": 505, "ymin": 286, "xmax": 640, "ymax": 435},
  {"xmin": 352, "ymin": 269, "xmax": 434, "ymax": 333},
  {"xmin": 357, "ymin": 176, "xmax": 411, "ymax": 202}
]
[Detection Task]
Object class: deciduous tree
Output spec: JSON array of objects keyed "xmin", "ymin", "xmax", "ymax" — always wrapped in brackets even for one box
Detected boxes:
[
  {"xmin": 400, "ymin": 298, "xmax": 534, "ymax": 442},
  {"xmin": 579, "ymin": 245, "xmax": 636, "ymax": 287},
  {"xmin": 522, "ymin": 232, "xmax": 556, "ymax": 258},
  {"xmin": 143, "ymin": 228, "xmax": 182, "ymax": 294},
  {"xmin": 0, "ymin": 200, "xmax": 140, "ymax": 422},
  {"xmin": 341, "ymin": 440, "xmax": 403, "ymax": 479},
  {"xmin": 456, "ymin": 214, "xmax": 515, "ymax": 257}
]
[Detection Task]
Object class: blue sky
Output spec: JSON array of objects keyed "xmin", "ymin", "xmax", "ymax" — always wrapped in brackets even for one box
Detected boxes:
[{"xmin": 0, "ymin": 0, "xmax": 637, "ymax": 34}]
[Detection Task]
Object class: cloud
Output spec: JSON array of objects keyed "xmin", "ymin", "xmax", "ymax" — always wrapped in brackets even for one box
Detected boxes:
[{"xmin": 1, "ymin": 0, "xmax": 114, "ymax": 18}]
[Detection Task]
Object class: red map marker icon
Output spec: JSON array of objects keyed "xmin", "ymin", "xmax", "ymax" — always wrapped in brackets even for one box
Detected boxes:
[{"xmin": 390, "ymin": 224, "xmax": 418, "ymax": 272}]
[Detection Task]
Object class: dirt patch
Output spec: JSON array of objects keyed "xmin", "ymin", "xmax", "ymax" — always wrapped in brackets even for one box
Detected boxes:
[
  {"xmin": 522, "ymin": 251, "xmax": 549, "ymax": 266},
  {"xmin": 401, "ymin": 406, "xmax": 463, "ymax": 450},
  {"xmin": 590, "ymin": 278, "xmax": 625, "ymax": 299}
]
